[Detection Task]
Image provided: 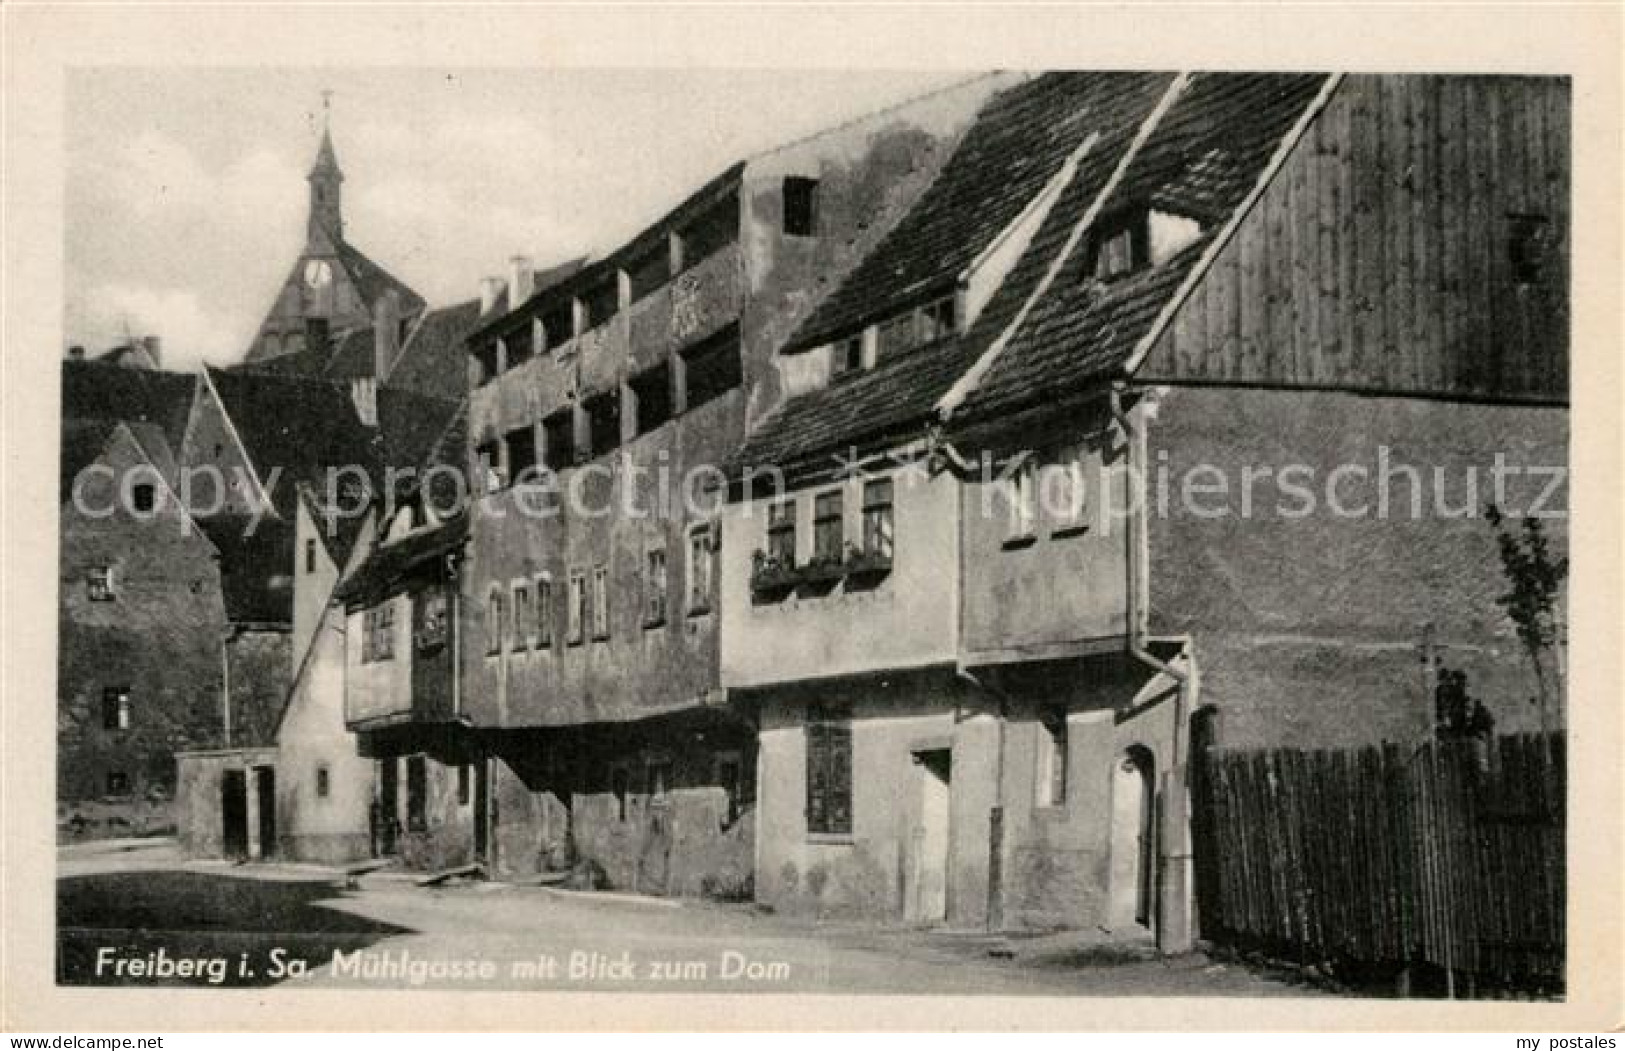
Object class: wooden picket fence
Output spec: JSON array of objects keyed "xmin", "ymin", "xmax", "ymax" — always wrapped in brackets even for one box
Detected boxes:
[{"xmin": 1190, "ymin": 732, "xmax": 1565, "ymax": 995}]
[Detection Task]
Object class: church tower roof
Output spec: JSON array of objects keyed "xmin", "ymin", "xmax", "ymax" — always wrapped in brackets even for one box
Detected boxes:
[{"xmin": 309, "ymin": 126, "xmax": 343, "ymax": 179}]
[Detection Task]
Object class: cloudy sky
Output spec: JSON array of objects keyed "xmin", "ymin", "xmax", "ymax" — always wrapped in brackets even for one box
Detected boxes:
[{"xmin": 64, "ymin": 68, "xmax": 967, "ymax": 371}]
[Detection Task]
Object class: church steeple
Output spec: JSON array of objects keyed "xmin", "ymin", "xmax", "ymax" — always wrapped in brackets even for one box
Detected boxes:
[{"xmin": 307, "ymin": 93, "xmax": 344, "ymax": 243}]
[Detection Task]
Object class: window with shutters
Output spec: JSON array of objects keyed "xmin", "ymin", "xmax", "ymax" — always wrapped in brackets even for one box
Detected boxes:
[
  {"xmin": 687, "ymin": 522, "xmax": 714, "ymax": 615},
  {"xmin": 590, "ymin": 564, "xmax": 610, "ymax": 641},
  {"xmin": 536, "ymin": 577, "xmax": 554, "ymax": 649},
  {"xmin": 805, "ymin": 704, "xmax": 853, "ymax": 837},
  {"xmin": 566, "ymin": 572, "xmax": 585, "ymax": 646},
  {"xmin": 512, "ymin": 581, "xmax": 532, "ymax": 650},
  {"xmin": 644, "ymin": 546, "xmax": 667, "ymax": 628},
  {"xmin": 486, "ymin": 587, "xmax": 505, "ymax": 655}
]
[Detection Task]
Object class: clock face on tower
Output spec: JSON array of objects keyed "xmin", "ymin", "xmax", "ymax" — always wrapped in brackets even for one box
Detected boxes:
[{"xmin": 303, "ymin": 259, "xmax": 333, "ymax": 289}]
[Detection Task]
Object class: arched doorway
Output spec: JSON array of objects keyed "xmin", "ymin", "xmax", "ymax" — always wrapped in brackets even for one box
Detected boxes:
[{"xmin": 1107, "ymin": 745, "xmax": 1156, "ymax": 931}]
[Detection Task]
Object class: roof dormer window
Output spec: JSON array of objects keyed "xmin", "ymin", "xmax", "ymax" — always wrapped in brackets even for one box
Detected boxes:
[{"xmin": 1088, "ymin": 207, "xmax": 1205, "ymax": 283}]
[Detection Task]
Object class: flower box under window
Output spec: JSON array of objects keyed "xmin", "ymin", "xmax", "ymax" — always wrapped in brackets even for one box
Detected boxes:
[
  {"xmin": 750, "ymin": 552, "xmax": 801, "ymax": 596},
  {"xmin": 844, "ymin": 546, "xmax": 894, "ymax": 580},
  {"xmin": 798, "ymin": 555, "xmax": 845, "ymax": 589}
]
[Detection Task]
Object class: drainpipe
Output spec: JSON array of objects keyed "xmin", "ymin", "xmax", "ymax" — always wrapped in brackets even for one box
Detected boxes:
[
  {"xmin": 220, "ymin": 628, "xmax": 235, "ymax": 750},
  {"xmin": 1110, "ymin": 382, "xmax": 1196, "ymax": 955}
]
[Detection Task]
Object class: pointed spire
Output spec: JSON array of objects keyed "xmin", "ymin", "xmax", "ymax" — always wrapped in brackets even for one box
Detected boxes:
[{"xmin": 309, "ymin": 90, "xmax": 342, "ymax": 178}]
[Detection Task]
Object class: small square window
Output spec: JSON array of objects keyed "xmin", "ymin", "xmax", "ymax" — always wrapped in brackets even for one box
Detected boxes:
[
  {"xmin": 783, "ymin": 176, "xmax": 820, "ymax": 237},
  {"xmin": 106, "ymin": 771, "xmax": 131, "ymax": 796},
  {"xmin": 86, "ymin": 565, "xmax": 115, "ymax": 602},
  {"xmin": 132, "ymin": 482, "xmax": 156, "ymax": 514},
  {"xmin": 918, "ymin": 297, "xmax": 957, "ymax": 343},
  {"xmin": 101, "ymin": 687, "xmax": 131, "ymax": 731},
  {"xmin": 316, "ymin": 765, "xmax": 331, "ymax": 799},
  {"xmin": 832, "ymin": 334, "xmax": 864, "ymax": 378}
]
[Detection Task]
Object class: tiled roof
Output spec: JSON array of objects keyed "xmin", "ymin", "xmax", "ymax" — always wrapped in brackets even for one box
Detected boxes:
[
  {"xmin": 196, "ymin": 515, "xmax": 297, "ymax": 625},
  {"xmin": 334, "ymin": 238, "xmax": 427, "ymax": 319},
  {"xmin": 786, "ymin": 73, "xmax": 1175, "ymax": 352},
  {"xmin": 60, "ymin": 359, "xmax": 197, "ymax": 452},
  {"xmin": 229, "ymin": 345, "xmax": 327, "ymax": 379},
  {"xmin": 323, "ymin": 325, "xmax": 381, "ymax": 381},
  {"xmin": 386, "ymin": 298, "xmax": 482, "ymax": 397},
  {"xmin": 332, "ymin": 512, "xmax": 467, "ymax": 608},
  {"xmin": 204, "ymin": 367, "xmax": 381, "ymax": 521},
  {"xmin": 730, "ymin": 72, "xmax": 1176, "ymax": 475},
  {"xmin": 376, "ymin": 387, "xmax": 464, "ymax": 482},
  {"xmin": 955, "ymin": 73, "xmax": 1329, "ymax": 425},
  {"xmin": 60, "ymin": 419, "xmax": 119, "ymax": 500}
]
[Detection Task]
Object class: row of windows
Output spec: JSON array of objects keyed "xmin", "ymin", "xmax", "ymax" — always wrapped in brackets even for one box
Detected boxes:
[
  {"xmin": 477, "ymin": 326, "xmax": 742, "ymax": 493},
  {"xmin": 485, "ymin": 524, "xmax": 717, "ymax": 656},
  {"xmin": 830, "ymin": 295, "xmax": 958, "ymax": 380},
  {"xmin": 473, "ymin": 189, "xmax": 753, "ymax": 387},
  {"xmin": 762, "ymin": 478, "xmax": 895, "ymax": 570}
]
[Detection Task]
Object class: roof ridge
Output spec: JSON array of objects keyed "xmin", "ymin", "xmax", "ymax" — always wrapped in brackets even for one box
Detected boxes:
[{"xmin": 748, "ymin": 71, "xmax": 1021, "ymax": 164}]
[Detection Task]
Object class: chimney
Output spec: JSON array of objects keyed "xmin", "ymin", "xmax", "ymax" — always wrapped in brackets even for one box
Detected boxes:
[
  {"xmin": 68, "ymin": 345, "xmax": 85, "ymax": 360},
  {"xmin": 373, "ymin": 289, "xmax": 401, "ymax": 382},
  {"xmin": 479, "ymin": 276, "xmax": 505, "ymax": 316},
  {"xmin": 351, "ymin": 377, "xmax": 378, "ymax": 428},
  {"xmin": 508, "ymin": 255, "xmax": 534, "ymax": 312},
  {"xmin": 141, "ymin": 335, "xmax": 162, "ymax": 368}
]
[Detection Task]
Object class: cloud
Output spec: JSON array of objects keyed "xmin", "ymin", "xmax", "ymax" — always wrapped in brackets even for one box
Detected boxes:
[{"xmin": 69, "ymin": 282, "xmax": 248, "ymax": 371}]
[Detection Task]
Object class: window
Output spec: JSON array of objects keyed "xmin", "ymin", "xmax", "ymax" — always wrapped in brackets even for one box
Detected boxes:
[
  {"xmin": 304, "ymin": 538, "xmax": 318, "ymax": 574},
  {"xmin": 862, "ymin": 479, "xmax": 894, "ymax": 559},
  {"xmin": 363, "ymin": 604, "xmax": 396, "ymax": 662},
  {"xmin": 406, "ymin": 755, "xmax": 427, "ymax": 832},
  {"xmin": 540, "ymin": 303, "xmax": 573, "ymax": 352},
  {"xmin": 101, "ymin": 686, "xmax": 131, "ymax": 731},
  {"xmin": 680, "ymin": 324, "xmax": 742, "ymax": 411},
  {"xmin": 472, "ymin": 341, "xmax": 501, "ymax": 385},
  {"xmin": 630, "ymin": 363, "xmax": 673, "ymax": 436},
  {"xmin": 1005, "ymin": 460, "xmax": 1037, "ymax": 543},
  {"xmin": 767, "ymin": 500, "xmax": 796, "ymax": 566},
  {"xmin": 783, "ymin": 176, "xmax": 819, "ymax": 237},
  {"xmin": 918, "ymin": 296, "xmax": 956, "ymax": 343},
  {"xmin": 487, "ymin": 588, "xmax": 505, "ymax": 655},
  {"xmin": 132, "ymin": 482, "xmax": 156, "ymax": 514},
  {"xmin": 566, "ymin": 572, "xmax": 586, "ymax": 645},
  {"xmin": 609, "ymin": 762, "xmax": 631, "ymax": 822},
  {"xmin": 512, "ymin": 582, "xmax": 532, "ymax": 650},
  {"xmin": 626, "ymin": 242, "xmax": 670, "ymax": 302},
  {"xmin": 536, "ymin": 577, "xmax": 554, "ymax": 648},
  {"xmin": 590, "ymin": 564, "xmax": 610, "ymax": 641},
  {"xmin": 832, "ymin": 334, "xmax": 864, "ymax": 378},
  {"xmin": 581, "ymin": 277, "xmax": 619, "ymax": 331},
  {"xmin": 1508, "ymin": 212, "xmax": 1553, "ymax": 284},
  {"xmin": 687, "ymin": 523, "xmax": 715, "ymax": 614},
  {"xmin": 416, "ymin": 590, "xmax": 449, "ymax": 652},
  {"xmin": 644, "ymin": 547, "xmax": 667, "ymax": 628},
  {"xmin": 542, "ymin": 409, "xmax": 576, "ymax": 473},
  {"xmin": 316, "ymin": 765, "xmax": 331, "ymax": 799},
  {"xmin": 506, "ymin": 426, "xmax": 537, "ymax": 482},
  {"xmin": 1046, "ymin": 452, "xmax": 1088, "ymax": 532},
  {"xmin": 646, "ymin": 756, "xmax": 674, "ymax": 799},
  {"xmin": 813, "ymin": 491, "xmax": 844, "ymax": 563},
  {"xmin": 1089, "ymin": 212, "xmax": 1150, "ymax": 281},
  {"xmin": 504, "ymin": 323, "xmax": 535, "ymax": 369},
  {"xmin": 876, "ymin": 313, "xmax": 915, "ymax": 361},
  {"xmin": 584, "ymin": 390, "xmax": 621, "ymax": 458},
  {"xmin": 457, "ymin": 764, "xmax": 471, "ymax": 807},
  {"xmin": 806, "ymin": 704, "xmax": 852, "ymax": 836},
  {"xmin": 477, "ymin": 440, "xmax": 504, "ymax": 493},
  {"xmin": 86, "ymin": 565, "xmax": 115, "ymax": 602},
  {"xmin": 106, "ymin": 771, "xmax": 131, "ymax": 796},
  {"xmin": 677, "ymin": 192, "xmax": 737, "ymax": 267},
  {"xmin": 1037, "ymin": 710, "xmax": 1068, "ymax": 807}
]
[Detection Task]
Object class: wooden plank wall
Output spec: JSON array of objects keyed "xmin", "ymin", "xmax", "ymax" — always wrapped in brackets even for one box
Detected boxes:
[
  {"xmin": 1151, "ymin": 76, "xmax": 1569, "ymax": 402},
  {"xmin": 1190, "ymin": 732, "xmax": 1566, "ymax": 994}
]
